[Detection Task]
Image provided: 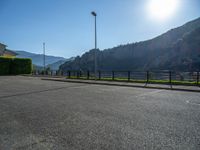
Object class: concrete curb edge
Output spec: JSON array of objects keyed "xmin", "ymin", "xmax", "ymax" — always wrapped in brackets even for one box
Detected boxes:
[{"xmin": 41, "ymin": 78, "xmax": 200, "ymax": 93}]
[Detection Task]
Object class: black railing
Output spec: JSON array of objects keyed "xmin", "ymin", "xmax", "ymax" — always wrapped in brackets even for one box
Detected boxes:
[
  {"xmin": 32, "ymin": 70, "xmax": 65, "ymax": 76},
  {"xmin": 32, "ymin": 70, "xmax": 200, "ymax": 86}
]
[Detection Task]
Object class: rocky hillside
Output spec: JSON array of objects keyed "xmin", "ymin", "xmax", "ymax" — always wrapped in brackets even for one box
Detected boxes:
[{"xmin": 60, "ymin": 17, "xmax": 200, "ymax": 72}]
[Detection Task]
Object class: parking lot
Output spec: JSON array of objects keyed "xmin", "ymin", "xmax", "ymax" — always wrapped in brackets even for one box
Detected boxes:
[{"xmin": 0, "ymin": 76, "xmax": 200, "ymax": 150}]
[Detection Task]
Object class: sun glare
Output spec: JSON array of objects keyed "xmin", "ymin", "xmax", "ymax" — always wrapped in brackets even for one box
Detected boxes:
[{"xmin": 147, "ymin": 0, "xmax": 180, "ymax": 21}]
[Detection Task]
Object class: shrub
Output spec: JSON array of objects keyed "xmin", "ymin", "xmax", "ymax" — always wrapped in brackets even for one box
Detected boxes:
[
  {"xmin": 10, "ymin": 58, "xmax": 32, "ymax": 75},
  {"xmin": 0, "ymin": 57, "xmax": 11, "ymax": 75},
  {"xmin": 0, "ymin": 57, "xmax": 32, "ymax": 75}
]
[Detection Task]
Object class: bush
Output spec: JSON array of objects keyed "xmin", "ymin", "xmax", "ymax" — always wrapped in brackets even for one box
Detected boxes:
[
  {"xmin": 0, "ymin": 57, "xmax": 32, "ymax": 75},
  {"xmin": 0, "ymin": 57, "xmax": 11, "ymax": 75},
  {"xmin": 10, "ymin": 58, "xmax": 32, "ymax": 75}
]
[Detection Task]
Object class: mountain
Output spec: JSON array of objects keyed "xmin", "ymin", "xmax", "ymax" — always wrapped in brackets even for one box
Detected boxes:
[
  {"xmin": 60, "ymin": 17, "xmax": 200, "ymax": 72},
  {"xmin": 16, "ymin": 51, "xmax": 66, "ymax": 67},
  {"xmin": 47, "ymin": 57, "xmax": 75, "ymax": 70}
]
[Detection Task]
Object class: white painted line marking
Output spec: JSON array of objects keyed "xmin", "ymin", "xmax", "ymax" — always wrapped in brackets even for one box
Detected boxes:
[{"xmin": 186, "ymin": 100, "xmax": 200, "ymax": 106}]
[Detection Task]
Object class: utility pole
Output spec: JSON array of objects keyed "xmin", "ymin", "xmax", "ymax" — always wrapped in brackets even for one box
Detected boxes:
[
  {"xmin": 43, "ymin": 42, "xmax": 46, "ymax": 74},
  {"xmin": 91, "ymin": 11, "xmax": 97, "ymax": 80}
]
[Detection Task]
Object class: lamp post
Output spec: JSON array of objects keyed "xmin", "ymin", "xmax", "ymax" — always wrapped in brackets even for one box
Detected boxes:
[
  {"xmin": 91, "ymin": 11, "xmax": 97, "ymax": 80},
  {"xmin": 43, "ymin": 42, "xmax": 46, "ymax": 74}
]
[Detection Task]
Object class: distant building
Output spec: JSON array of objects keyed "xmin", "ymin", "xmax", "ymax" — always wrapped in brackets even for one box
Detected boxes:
[
  {"xmin": 0, "ymin": 43, "xmax": 6, "ymax": 55},
  {"xmin": 0, "ymin": 43, "xmax": 18, "ymax": 57}
]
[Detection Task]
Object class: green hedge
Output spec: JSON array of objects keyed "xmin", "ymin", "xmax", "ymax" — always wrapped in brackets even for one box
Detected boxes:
[
  {"xmin": 0, "ymin": 57, "xmax": 32, "ymax": 75},
  {"xmin": 0, "ymin": 57, "xmax": 12, "ymax": 75}
]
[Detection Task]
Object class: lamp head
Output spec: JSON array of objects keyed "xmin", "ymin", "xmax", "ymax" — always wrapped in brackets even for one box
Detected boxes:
[{"xmin": 91, "ymin": 11, "xmax": 97, "ymax": 16}]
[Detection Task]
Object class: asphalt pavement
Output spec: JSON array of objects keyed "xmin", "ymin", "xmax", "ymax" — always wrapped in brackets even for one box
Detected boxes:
[{"xmin": 0, "ymin": 76, "xmax": 200, "ymax": 150}]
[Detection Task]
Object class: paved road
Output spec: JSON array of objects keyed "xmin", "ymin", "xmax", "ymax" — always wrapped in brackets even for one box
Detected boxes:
[{"xmin": 0, "ymin": 76, "xmax": 199, "ymax": 150}]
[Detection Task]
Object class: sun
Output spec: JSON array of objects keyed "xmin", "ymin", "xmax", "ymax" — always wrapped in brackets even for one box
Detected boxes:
[{"xmin": 147, "ymin": 0, "xmax": 180, "ymax": 21}]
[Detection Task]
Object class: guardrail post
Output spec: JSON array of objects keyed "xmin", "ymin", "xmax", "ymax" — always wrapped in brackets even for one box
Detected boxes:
[
  {"xmin": 87, "ymin": 71, "xmax": 90, "ymax": 79},
  {"xmin": 76, "ymin": 71, "xmax": 79, "ymax": 79},
  {"xmin": 68, "ymin": 71, "xmax": 71, "ymax": 78},
  {"xmin": 99, "ymin": 71, "xmax": 101, "ymax": 80},
  {"xmin": 146, "ymin": 71, "xmax": 149, "ymax": 83},
  {"xmin": 112, "ymin": 71, "xmax": 114, "ymax": 80},
  {"xmin": 128, "ymin": 71, "xmax": 130, "ymax": 81},
  {"xmin": 79, "ymin": 71, "xmax": 82, "ymax": 78},
  {"xmin": 169, "ymin": 71, "xmax": 172, "ymax": 85},
  {"xmin": 197, "ymin": 71, "xmax": 199, "ymax": 86}
]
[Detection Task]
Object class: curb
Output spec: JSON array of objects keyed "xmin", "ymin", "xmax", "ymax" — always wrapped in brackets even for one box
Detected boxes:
[{"xmin": 41, "ymin": 78, "xmax": 200, "ymax": 93}]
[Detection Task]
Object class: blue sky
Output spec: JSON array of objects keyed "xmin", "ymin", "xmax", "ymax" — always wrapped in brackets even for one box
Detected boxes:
[{"xmin": 0, "ymin": 0, "xmax": 200, "ymax": 58}]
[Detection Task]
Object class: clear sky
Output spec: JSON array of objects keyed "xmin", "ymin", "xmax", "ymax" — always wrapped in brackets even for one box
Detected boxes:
[{"xmin": 0, "ymin": 0, "xmax": 200, "ymax": 58}]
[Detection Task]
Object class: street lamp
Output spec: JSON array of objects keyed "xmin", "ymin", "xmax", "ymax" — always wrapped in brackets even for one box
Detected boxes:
[
  {"xmin": 43, "ymin": 42, "xmax": 46, "ymax": 74},
  {"xmin": 91, "ymin": 11, "xmax": 97, "ymax": 80}
]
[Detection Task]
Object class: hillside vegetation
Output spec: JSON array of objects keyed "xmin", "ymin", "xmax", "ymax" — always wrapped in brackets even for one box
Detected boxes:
[{"xmin": 60, "ymin": 17, "xmax": 200, "ymax": 72}]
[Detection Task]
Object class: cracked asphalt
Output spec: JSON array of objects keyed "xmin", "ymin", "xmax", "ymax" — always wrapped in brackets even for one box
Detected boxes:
[{"xmin": 0, "ymin": 76, "xmax": 200, "ymax": 150}]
